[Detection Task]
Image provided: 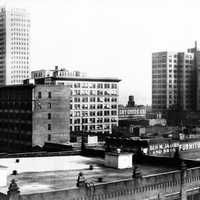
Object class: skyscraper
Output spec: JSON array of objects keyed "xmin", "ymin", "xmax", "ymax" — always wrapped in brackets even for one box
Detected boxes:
[
  {"xmin": 0, "ymin": 7, "xmax": 30, "ymax": 85},
  {"xmin": 152, "ymin": 43, "xmax": 199, "ymax": 112}
]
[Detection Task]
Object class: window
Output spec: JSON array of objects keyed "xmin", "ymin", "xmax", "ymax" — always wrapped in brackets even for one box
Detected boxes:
[
  {"xmin": 97, "ymin": 97, "xmax": 103, "ymax": 102},
  {"xmin": 74, "ymin": 118, "xmax": 81, "ymax": 124},
  {"xmin": 82, "ymin": 104, "xmax": 88, "ymax": 109},
  {"xmin": 97, "ymin": 118, "xmax": 103, "ymax": 123},
  {"xmin": 97, "ymin": 83, "xmax": 103, "ymax": 88},
  {"xmin": 74, "ymin": 111, "xmax": 81, "ymax": 117},
  {"xmin": 90, "ymin": 97, "xmax": 96, "ymax": 102},
  {"xmin": 111, "ymin": 84, "xmax": 117, "ymax": 89},
  {"xmin": 48, "ymin": 124, "xmax": 51, "ymax": 130},
  {"xmin": 38, "ymin": 92, "xmax": 42, "ymax": 99},
  {"xmin": 90, "ymin": 118, "xmax": 95, "ymax": 123},
  {"xmin": 74, "ymin": 97, "xmax": 80, "ymax": 102},
  {"xmin": 48, "ymin": 113, "xmax": 51, "ymax": 120},
  {"xmin": 82, "ymin": 97, "xmax": 88, "ymax": 102},
  {"xmin": 111, "ymin": 111, "xmax": 117, "ymax": 115},
  {"xmin": 104, "ymin": 84, "xmax": 110, "ymax": 88},
  {"xmin": 75, "ymin": 126, "xmax": 80, "ymax": 131},
  {"xmin": 97, "ymin": 111, "xmax": 103, "ymax": 116},
  {"xmin": 97, "ymin": 91, "xmax": 103, "ymax": 95},
  {"xmin": 97, "ymin": 104, "xmax": 103, "ymax": 109},
  {"xmin": 111, "ymin": 105, "xmax": 117, "ymax": 109},
  {"xmin": 104, "ymin": 97, "xmax": 110, "ymax": 102},
  {"xmin": 48, "ymin": 134, "xmax": 51, "ymax": 141},
  {"xmin": 74, "ymin": 104, "xmax": 80, "ymax": 109},
  {"xmin": 48, "ymin": 92, "xmax": 52, "ymax": 98},
  {"xmin": 82, "ymin": 125, "xmax": 88, "ymax": 131},
  {"xmin": 82, "ymin": 118, "xmax": 88, "ymax": 123},
  {"xmin": 90, "ymin": 111, "xmax": 96, "ymax": 116},
  {"xmin": 82, "ymin": 111, "xmax": 88, "ymax": 116},
  {"xmin": 111, "ymin": 98, "xmax": 117, "ymax": 102},
  {"xmin": 74, "ymin": 83, "xmax": 80, "ymax": 88},
  {"xmin": 90, "ymin": 104, "xmax": 96, "ymax": 109},
  {"xmin": 48, "ymin": 103, "xmax": 51, "ymax": 109},
  {"xmin": 104, "ymin": 111, "xmax": 110, "ymax": 116}
]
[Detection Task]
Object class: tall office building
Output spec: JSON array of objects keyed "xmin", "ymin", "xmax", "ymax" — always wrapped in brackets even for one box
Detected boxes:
[
  {"xmin": 152, "ymin": 43, "xmax": 199, "ymax": 112},
  {"xmin": 0, "ymin": 7, "xmax": 30, "ymax": 85}
]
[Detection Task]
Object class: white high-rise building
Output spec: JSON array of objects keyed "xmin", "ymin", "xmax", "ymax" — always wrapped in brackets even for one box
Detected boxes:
[{"xmin": 0, "ymin": 7, "xmax": 30, "ymax": 85}]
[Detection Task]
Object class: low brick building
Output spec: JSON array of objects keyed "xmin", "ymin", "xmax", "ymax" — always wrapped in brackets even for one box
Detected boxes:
[{"xmin": 0, "ymin": 84, "xmax": 70, "ymax": 152}]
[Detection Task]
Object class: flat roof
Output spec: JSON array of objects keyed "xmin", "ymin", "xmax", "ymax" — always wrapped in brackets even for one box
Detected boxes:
[{"xmin": 0, "ymin": 155, "xmax": 179, "ymax": 195}]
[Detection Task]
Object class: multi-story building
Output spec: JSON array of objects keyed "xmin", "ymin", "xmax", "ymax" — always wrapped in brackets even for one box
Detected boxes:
[
  {"xmin": 152, "ymin": 43, "xmax": 199, "ymax": 112},
  {"xmin": 0, "ymin": 84, "xmax": 70, "ymax": 152},
  {"xmin": 31, "ymin": 66, "xmax": 121, "ymax": 134},
  {"xmin": 0, "ymin": 7, "xmax": 30, "ymax": 85}
]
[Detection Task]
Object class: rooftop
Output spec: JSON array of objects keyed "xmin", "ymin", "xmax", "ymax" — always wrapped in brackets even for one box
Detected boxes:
[
  {"xmin": 31, "ymin": 67, "xmax": 121, "ymax": 82},
  {"xmin": 0, "ymin": 155, "xmax": 182, "ymax": 195}
]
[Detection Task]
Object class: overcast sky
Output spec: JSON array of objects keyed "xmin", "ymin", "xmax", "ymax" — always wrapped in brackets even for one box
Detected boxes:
[{"xmin": 2, "ymin": 0, "xmax": 200, "ymax": 105}]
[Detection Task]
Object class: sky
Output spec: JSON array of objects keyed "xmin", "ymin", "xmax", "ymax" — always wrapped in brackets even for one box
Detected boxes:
[{"xmin": 1, "ymin": 0, "xmax": 200, "ymax": 105}]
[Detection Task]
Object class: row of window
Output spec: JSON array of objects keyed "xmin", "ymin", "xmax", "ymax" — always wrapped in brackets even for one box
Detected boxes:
[
  {"xmin": 10, "ymin": 18, "xmax": 30, "ymax": 22},
  {"xmin": 71, "ymin": 124, "xmax": 115, "ymax": 131},
  {"xmin": 72, "ymin": 104, "xmax": 117, "ymax": 109},
  {"xmin": 72, "ymin": 117, "xmax": 117, "ymax": 124},
  {"xmin": 71, "ymin": 110, "xmax": 117, "ymax": 117},
  {"xmin": 11, "ymin": 56, "xmax": 29, "ymax": 60},
  {"xmin": 11, "ymin": 40, "xmax": 29, "ymax": 44},
  {"xmin": 10, "ymin": 23, "xmax": 30, "ymax": 27},
  {"xmin": 11, "ymin": 52, "xmax": 29, "ymax": 55},
  {"xmin": 73, "ymin": 83, "xmax": 117, "ymax": 89},
  {"xmin": 11, "ymin": 80, "xmax": 23, "ymax": 83},
  {"xmin": 72, "ymin": 90, "xmax": 117, "ymax": 96},
  {"xmin": 73, "ymin": 97, "xmax": 117, "ymax": 103},
  {"xmin": 11, "ymin": 33, "xmax": 29, "ymax": 37},
  {"xmin": 11, "ymin": 75, "xmax": 29, "ymax": 79},
  {"xmin": 11, "ymin": 47, "xmax": 29, "ymax": 50},
  {"xmin": 38, "ymin": 92, "xmax": 51, "ymax": 99},
  {"xmin": 11, "ymin": 27, "xmax": 29, "ymax": 31}
]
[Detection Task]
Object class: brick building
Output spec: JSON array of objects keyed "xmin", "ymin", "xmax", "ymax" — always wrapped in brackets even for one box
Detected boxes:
[{"xmin": 0, "ymin": 84, "xmax": 70, "ymax": 152}]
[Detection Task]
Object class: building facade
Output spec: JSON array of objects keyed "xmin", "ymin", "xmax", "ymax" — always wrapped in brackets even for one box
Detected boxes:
[
  {"xmin": 118, "ymin": 105, "xmax": 146, "ymax": 120},
  {"xmin": 31, "ymin": 67, "xmax": 121, "ymax": 134},
  {"xmin": 0, "ymin": 7, "xmax": 30, "ymax": 85},
  {"xmin": 152, "ymin": 43, "xmax": 199, "ymax": 112},
  {"xmin": 0, "ymin": 84, "xmax": 70, "ymax": 152},
  {"xmin": 118, "ymin": 96, "xmax": 146, "ymax": 120}
]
